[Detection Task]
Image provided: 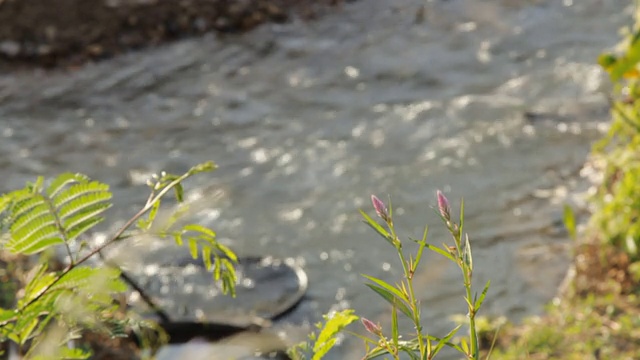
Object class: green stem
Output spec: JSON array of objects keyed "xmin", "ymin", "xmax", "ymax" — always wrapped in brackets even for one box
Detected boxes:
[
  {"xmin": 397, "ymin": 248, "xmax": 426, "ymax": 358},
  {"xmin": 387, "ymin": 223, "xmax": 427, "ymax": 358},
  {"xmin": 463, "ymin": 269, "xmax": 478, "ymax": 359},
  {"xmin": 455, "ymin": 229, "xmax": 478, "ymax": 360}
]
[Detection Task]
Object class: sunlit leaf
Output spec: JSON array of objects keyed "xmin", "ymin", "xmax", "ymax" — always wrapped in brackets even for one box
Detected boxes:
[
  {"xmin": 362, "ymin": 274, "xmax": 409, "ymax": 303},
  {"xmin": 474, "ymin": 280, "xmax": 491, "ymax": 310},
  {"xmin": 364, "ymin": 284, "xmax": 413, "ymax": 319},
  {"xmin": 563, "ymin": 204, "xmax": 576, "ymax": 241},
  {"xmin": 424, "ymin": 242, "xmax": 455, "ymax": 262},
  {"xmin": 431, "ymin": 324, "xmax": 462, "ymax": 357},
  {"xmin": 312, "ymin": 309, "xmax": 358, "ymax": 360}
]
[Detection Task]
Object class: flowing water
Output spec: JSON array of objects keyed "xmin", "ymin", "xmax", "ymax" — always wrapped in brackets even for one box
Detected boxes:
[{"xmin": 0, "ymin": 0, "xmax": 634, "ymax": 358}]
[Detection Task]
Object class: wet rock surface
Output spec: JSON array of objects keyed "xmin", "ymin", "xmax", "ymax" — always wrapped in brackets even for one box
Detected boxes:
[{"xmin": 0, "ymin": 0, "xmax": 346, "ymax": 69}]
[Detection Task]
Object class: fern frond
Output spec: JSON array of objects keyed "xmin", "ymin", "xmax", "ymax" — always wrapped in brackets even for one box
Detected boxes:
[
  {"xmin": 46, "ymin": 173, "xmax": 90, "ymax": 198},
  {"xmin": 173, "ymin": 223, "xmax": 238, "ymax": 296},
  {"xmin": 52, "ymin": 182, "xmax": 110, "ymax": 211},
  {"xmin": 0, "ymin": 175, "xmax": 112, "ymax": 255}
]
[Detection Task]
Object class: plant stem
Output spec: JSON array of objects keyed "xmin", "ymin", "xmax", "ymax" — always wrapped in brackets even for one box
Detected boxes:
[
  {"xmin": 390, "ymin": 222, "xmax": 425, "ymax": 359},
  {"xmin": 463, "ymin": 270, "xmax": 478, "ymax": 359}
]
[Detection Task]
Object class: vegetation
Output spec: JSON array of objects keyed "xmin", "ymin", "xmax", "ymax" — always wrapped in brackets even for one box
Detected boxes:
[
  {"xmin": 2, "ymin": 7, "xmax": 640, "ymax": 360},
  {"xmin": 289, "ymin": 192, "xmax": 489, "ymax": 360},
  {"xmin": 477, "ymin": 7, "xmax": 640, "ymax": 360},
  {"xmin": 0, "ymin": 162, "xmax": 238, "ymax": 359}
]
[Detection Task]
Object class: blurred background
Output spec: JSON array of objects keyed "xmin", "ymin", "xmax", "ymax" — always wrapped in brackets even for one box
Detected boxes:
[{"xmin": 0, "ymin": 0, "xmax": 633, "ymax": 358}]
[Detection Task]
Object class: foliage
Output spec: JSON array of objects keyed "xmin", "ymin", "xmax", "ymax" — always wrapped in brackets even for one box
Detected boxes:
[
  {"xmin": 288, "ymin": 309, "xmax": 359, "ymax": 360},
  {"xmin": 482, "ymin": 8, "xmax": 640, "ymax": 360},
  {"xmin": 290, "ymin": 191, "xmax": 489, "ymax": 359},
  {"xmin": 482, "ymin": 286, "xmax": 640, "ymax": 360},
  {"xmin": 593, "ymin": 6, "xmax": 640, "ymax": 262},
  {"xmin": 0, "ymin": 161, "xmax": 238, "ymax": 359}
]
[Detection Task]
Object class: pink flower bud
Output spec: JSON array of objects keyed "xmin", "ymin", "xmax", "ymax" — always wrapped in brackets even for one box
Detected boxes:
[
  {"xmin": 361, "ymin": 317, "xmax": 382, "ymax": 336},
  {"xmin": 436, "ymin": 190, "xmax": 451, "ymax": 221},
  {"xmin": 371, "ymin": 195, "xmax": 389, "ymax": 222}
]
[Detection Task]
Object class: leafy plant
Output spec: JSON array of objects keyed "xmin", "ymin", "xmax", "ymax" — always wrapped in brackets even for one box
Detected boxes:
[
  {"xmin": 593, "ymin": 8, "xmax": 640, "ymax": 261},
  {"xmin": 0, "ymin": 161, "xmax": 238, "ymax": 359},
  {"xmin": 289, "ymin": 191, "xmax": 489, "ymax": 360}
]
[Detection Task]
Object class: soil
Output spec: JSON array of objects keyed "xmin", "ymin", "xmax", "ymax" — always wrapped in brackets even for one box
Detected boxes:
[{"xmin": 0, "ymin": 0, "xmax": 348, "ymax": 70}]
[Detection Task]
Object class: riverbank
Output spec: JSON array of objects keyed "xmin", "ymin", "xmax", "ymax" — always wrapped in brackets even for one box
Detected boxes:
[
  {"xmin": 480, "ymin": 8, "xmax": 640, "ymax": 358},
  {"xmin": 480, "ymin": 241, "xmax": 640, "ymax": 359},
  {"xmin": 0, "ymin": 0, "xmax": 345, "ymax": 70}
]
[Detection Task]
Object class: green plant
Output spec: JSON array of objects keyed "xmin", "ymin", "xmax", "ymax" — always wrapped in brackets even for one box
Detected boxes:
[
  {"xmin": 593, "ymin": 5, "xmax": 640, "ymax": 261},
  {"xmin": 0, "ymin": 161, "xmax": 238, "ymax": 359},
  {"xmin": 289, "ymin": 191, "xmax": 490, "ymax": 360}
]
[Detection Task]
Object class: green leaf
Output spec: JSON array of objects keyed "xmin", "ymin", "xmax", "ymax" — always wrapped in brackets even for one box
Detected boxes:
[
  {"xmin": 2, "ymin": 175, "xmax": 113, "ymax": 255},
  {"xmin": 188, "ymin": 238, "xmax": 198, "ymax": 259},
  {"xmin": 611, "ymin": 32, "xmax": 640, "ymax": 81},
  {"xmin": 174, "ymin": 183, "xmax": 184, "ymax": 202},
  {"xmin": 361, "ymin": 274, "xmax": 409, "ymax": 303},
  {"xmin": 312, "ymin": 309, "xmax": 358, "ymax": 360},
  {"xmin": 563, "ymin": 204, "xmax": 576, "ymax": 241},
  {"xmin": 424, "ymin": 242, "xmax": 455, "ymax": 262},
  {"xmin": 359, "ymin": 210, "xmax": 393, "ymax": 246},
  {"xmin": 463, "ymin": 234, "xmax": 472, "ymax": 271},
  {"xmin": 52, "ymin": 181, "xmax": 110, "ymax": 210},
  {"xmin": 216, "ymin": 243, "xmax": 238, "ymax": 262},
  {"xmin": 431, "ymin": 324, "xmax": 462, "ymax": 357},
  {"xmin": 391, "ymin": 302, "xmax": 399, "ymax": 350},
  {"xmin": 364, "ymin": 284, "xmax": 413, "ymax": 319},
  {"xmin": 188, "ymin": 161, "xmax": 217, "ymax": 175},
  {"xmin": 202, "ymin": 245, "xmax": 212, "ymax": 270},
  {"xmin": 18, "ymin": 316, "xmax": 39, "ymax": 344},
  {"xmin": 22, "ymin": 264, "xmax": 57, "ymax": 304},
  {"xmin": 144, "ymin": 198, "xmax": 161, "ymax": 230},
  {"xmin": 46, "ymin": 173, "xmax": 89, "ymax": 198},
  {"xmin": 474, "ymin": 280, "xmax": 491, "ymax": 310},
  {"xmin": 398, "ymin": 346, "xmax": 420, "ymax": 360},
  {"xmin": 183, "ymin": 224, "xmax": 216, "ymax": 238},
  {"xmin": 31, "ymin": 347, "xmax": 92, "ymax": 360},
  {"xmin": 173, "ymin": 232, "xmax": 183, "ymax": 246},
  {"xmin": 412, "ymin": 225, "xmax": 429, "ymax": 270}
]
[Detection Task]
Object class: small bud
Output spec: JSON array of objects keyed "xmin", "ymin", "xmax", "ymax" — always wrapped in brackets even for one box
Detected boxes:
[
  {"xmin": 436, "ymin": 190, "xmax": 451, "ymax": 221},
  {"xmin": 361, "ymin": 317, "xmax": 382, "ymax": 336},
  {"xmin": 371, "ymin": 195, "xmax": 390, "ymax": 222}
]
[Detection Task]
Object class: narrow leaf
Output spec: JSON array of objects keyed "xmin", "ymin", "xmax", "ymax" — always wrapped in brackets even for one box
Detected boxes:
[
  {"xmin": 424, "ymin": 243, "xmax": 455, "ymax": 262},
  {"xmin": 391, "ymin": 302, "xmax": 399, "ymax": 350},
  {"xmin": 365, "ymin": 284, "xmax": 413, "ymax": 319},
  {"xmin": 563, "ymin": 204, "xmax": 576, "ymax": 241},
  {"xmin": 362, "ymin": 274, "xmax": 409, "ymax": 303},
  {"xmin": 359, "ymin": 210, "xmax": 393, "ymax": 245},
  {"xmin": 474, "ymin": 280, "xmax": 491, "ymax": 310},
  {"xmin": 188, "ymin": 239, "xmax": 198, "ymax": 259},
  {"xmin": 431, "ymin": 324, "xmax": 462, "ymax": 357},
  {"xmin": 183, "ymin": 224, "xmax": 216, "ymax": 238}
]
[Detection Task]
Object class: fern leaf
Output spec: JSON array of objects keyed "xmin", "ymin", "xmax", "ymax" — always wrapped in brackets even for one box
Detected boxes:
[
  {"xmin": 10, "ymin": 194, "xmax": 47, "ymax": 222},
  {"xmin": 61, "ymin": 201, "xmax": 110, "ymax": 231},
  {"xmin": 22, "ymin": 264, "xmax": 57, "ymax": 305},
  {"xmin": 51, "ymin": 266, "xmax": 123, "ymax": 294},
  {"xmin": 52, "ymin": 182, "xmax": 110, "ymax": 210},
  {"xmin": 1, "ymin": 175, "xmax": 113, "ymax": 255},
  {"xmin": 8, "ymin": 219, "xmax": 63, "ymax": 255},
  {"xmin": 0, "ymin": 194, "xmax": 11, "ymax": 216},
  {"xmin": 9, "ymin": 203, "xmax": 53, "ymax": 236},
  {"xmin": 46, "ymin": 173, "xmax": 90, "ymax": 198},
  {"xmin": 65, "ymin": 217, "xmax": 104, "ymax": 243}
]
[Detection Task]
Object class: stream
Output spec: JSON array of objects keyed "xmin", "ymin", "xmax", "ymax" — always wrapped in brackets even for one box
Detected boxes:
[{"xmin": 0, "ymin": 0, "xmax": 634, "ymax": 358}]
